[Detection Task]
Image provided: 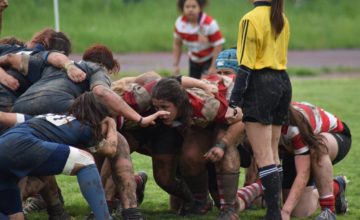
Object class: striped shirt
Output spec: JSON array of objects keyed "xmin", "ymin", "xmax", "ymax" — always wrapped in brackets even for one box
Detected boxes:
[
  {"xmin": 282, "ymin": 102, "xmax": 345, "ymax": 155},
  {"xmin": 237, "ymin": 2, "xmax": 290, "ymax": 70},
  {"xmin": 174, "ymin": 13, "xmax": 225, "ymax": 63},
  {"xmin": 116, "ymin": 74, "xmax": 234, "ymax": 129}
]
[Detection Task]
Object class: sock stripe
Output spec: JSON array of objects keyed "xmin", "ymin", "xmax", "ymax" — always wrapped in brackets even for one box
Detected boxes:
[{"xmin": 259, "ymin": 167, "xmax": 278, "ymax": 178}]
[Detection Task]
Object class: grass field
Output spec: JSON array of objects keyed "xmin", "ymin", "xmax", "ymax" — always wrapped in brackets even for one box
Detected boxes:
[
  {"xmin": 27, "ymin": 77, "xmax": 360, "ymax": 219},
  {"xmin": 3, "ymin": 0, "xmax": 360, "ymax": 52}
]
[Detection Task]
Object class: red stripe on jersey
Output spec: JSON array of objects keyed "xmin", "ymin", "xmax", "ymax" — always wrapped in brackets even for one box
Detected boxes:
[
  {"xmin": 187, "ymin": 92, "xmax": 203, "ymax": 119},
  {"xmin": 319, "ymin": 109, "xmax": 330, "ymax": 131},
  {"xmin": 296, "ymin": 103, "xmax": 316, "ymax": 129},
  {"xmin": 181, "ymin": 15, "xmax": 187, "ymax": 22},
  {"xmin": 122, "ymin": 91, "xmax": 139, "ymax": 111},
  {"xmin": 281, "ymin": 125, "xmax": 289, "ymax": 134},
  {"xmin": 214, "ymin": 93, "xmax": 227, "ymax": 124},
  {"xmin": 202, "ymin": 15, "xmax": 213, "ymax": 25},
  {"xmin": 334, "ymin": 119, "xmax": 344, "ymax": 133},
  {"xmin": 203, "ymin": 74, "xmax": 228, "ymax": 98},
  {"xmin": 208, "ymin": 31, "xmax": 223, "ymax": 43},
  {"xmin": 143, "ymin": 80, "xmax": 157, "ymax": 93},
  {"xmin": 175, "ymin": 30, "xmax": 198, "ymax": 42},
  {"xmin": 192, "ymin": 47, "xmax": 214, "ymax": 57},
  {"xmin": 292, "ymin": 134, "xmax": 306, "ymax": 151}
]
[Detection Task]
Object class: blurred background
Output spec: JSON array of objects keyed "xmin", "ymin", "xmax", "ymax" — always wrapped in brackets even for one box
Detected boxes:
[{"xmin": 2, "ymin": 0, "xmax": 360, "ymax": 53}]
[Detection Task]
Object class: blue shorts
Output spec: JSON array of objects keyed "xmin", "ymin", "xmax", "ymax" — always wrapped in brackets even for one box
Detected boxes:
[
  {"xmin": 0, "ymin": 131, "xmax": 70, "ymax": 214},
  {"xmin": 0, "ymin": 131, "xmax": 70, "ymax": 188},
  {"xmin": 0, "ymin": 188, "xmax": 22, "ymax": 215}
]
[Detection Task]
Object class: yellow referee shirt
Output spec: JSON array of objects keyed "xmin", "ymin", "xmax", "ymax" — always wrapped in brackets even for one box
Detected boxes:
[{"xmin": 237, "ymin": 2, "xmax": 290, "ymax": 70}]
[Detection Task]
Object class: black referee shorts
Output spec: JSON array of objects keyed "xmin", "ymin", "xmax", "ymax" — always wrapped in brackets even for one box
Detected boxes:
[{"xmin": 242, "ymin": 69, "xmax": 292, "ymax": 125}]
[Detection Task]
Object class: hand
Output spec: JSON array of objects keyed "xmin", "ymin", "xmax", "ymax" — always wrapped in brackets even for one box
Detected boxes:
[
  {"xmin": 0, "ymin": 73, "xmax": 19, "ymax": 90},
  {"xmin": 66, "ymin": 64, "xmax": 86, "ymax": 83},
  {"xmin": 225, "ymin": 106, "xmax": 243, "ymax": 124},
  {"xmin": 172, "ymin": 65, "xmax": 180, "ymax": 76},
  {"xmin": 140, "ymin": 110, "xmax": 170, "ymax": 127},
  {"xmin": 204, "ymin": 146, "xmax": 224, "ymax": 162},
  {"xmin": 281, "ymin": 209, "xmax": 290, "ymax": 220},
  {"xmin": 203, "ymin": 83, "xmax": 218, "ymax": 96}
]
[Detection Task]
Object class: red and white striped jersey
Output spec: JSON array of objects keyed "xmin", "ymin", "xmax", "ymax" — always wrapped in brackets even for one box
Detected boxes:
[
  {"xmin": 187, "ymin": 74, "xmax": 235, "ymax": 127},
  {"xmin": 282, "ymin": 102, "xmax": 345, "ymax": 155},
  {"xmin": 115, "ymin": 74, "xmax": 234, "ymax": 129},
  {"xmin": 174, "ymin": 13, "xmax": 225, "ymax": 63}
]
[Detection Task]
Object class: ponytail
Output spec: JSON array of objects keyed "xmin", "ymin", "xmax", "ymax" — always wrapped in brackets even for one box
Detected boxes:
[{"xmin": 270, "ymin": 0, "xmax": 284, "ymax": 37}]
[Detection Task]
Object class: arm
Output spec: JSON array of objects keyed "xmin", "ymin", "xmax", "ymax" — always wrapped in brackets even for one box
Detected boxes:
[
  {"xmin": 0, "ymin": 52, "xmax": 86, "ymax": 83},
  {"xmin": 230, "ymin": 19, "xmax": 257, "ymax": 107},
  {"xmin": 95, "ymin": 117, "xmax": 118, "ymax": 157},
  {"xmin": 46, "ymin": 52, "xmax": 86, "ymax": 83},
  {"xmin": 112, "ymin": 71, "xmax": 161, "ymax": 87},
  {"xmin": 0, "ymin": 112, "xmax": 25, "ymax": 127},
  {"xmin": 225, "ymin": 105, "xmax": 243, "ymax": 125},
  {"xmin": 0, "ymin": 53, "xmax": 23, "ymax": 72},
  {"xmin": 204, "ymin": 120, "xmax": 245, "ymax": 162},
  {"xmin": 172, "ymin": 37, "xmax": 182, "ymax": 76},
  {"xmin": 92, "ymin": 85, "xmax": 169, "ymax": 127},
  {"xmin": 281, "ymin": 154, "xmax": 311, "ymax": 219},
  {"xmin": 207, "ymin": 44, "xmax": 223, "ymax": 75},
  {"xmin": 180, "ymin": 76, "xmax": 218, "ymax": 95},
  {"xmin": 0, "ymin": 67, "xmax": 19, "ymax": 90}
]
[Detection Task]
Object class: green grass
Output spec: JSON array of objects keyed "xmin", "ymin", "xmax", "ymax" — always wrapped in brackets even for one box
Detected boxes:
[
  {"xmin": 2, "ymin": 0, "xmax": 360, "ymax": 52},
  {"xmin": 27, "ymin": 78, "xmax": 360, "ymax": 219}
]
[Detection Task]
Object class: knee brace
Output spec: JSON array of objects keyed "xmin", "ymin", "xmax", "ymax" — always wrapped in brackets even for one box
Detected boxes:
[{"xmin": 62, "ymin": 147, "xmax": 94, "ymax": 175}]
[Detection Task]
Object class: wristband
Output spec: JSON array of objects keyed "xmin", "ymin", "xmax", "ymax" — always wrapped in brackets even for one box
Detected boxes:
[
  {"xmin": 214, "ymin": 140, "xmax": 227, "ymax": 150},
  {"xmin": 137, "ymin": 117, "xmax": 143, "ymax": 125},
  {"xmin": 64, "ymin": 60, "xmax": 75, "ymax": 71}
]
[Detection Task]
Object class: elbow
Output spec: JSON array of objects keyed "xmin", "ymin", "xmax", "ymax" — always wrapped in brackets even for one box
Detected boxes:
[
  {"xmin": 92, "ymin": 85, "xmax": 105, "ymax": 98},
  {"xmin": 92, "ymin": 85, "xmax": 114, "ymax": 103}
]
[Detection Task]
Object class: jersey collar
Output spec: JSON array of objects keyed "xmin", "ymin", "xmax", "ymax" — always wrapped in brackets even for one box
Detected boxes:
[{"xmin": 254, "ymin": 1, "xmax": 272, "ymax": 7}]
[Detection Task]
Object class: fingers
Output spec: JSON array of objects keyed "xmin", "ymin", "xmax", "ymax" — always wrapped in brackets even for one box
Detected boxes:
[
  {"xmin": 156, "ymin": 110, "xmax": 170, "ymax": 117},
  {"xmin": 2, "ymin": 76, "xmax": 19, "ymax": 90},
  {"xmin": 204, "ymin": 149, "xmax": 222, "ymax": 162},
  {"xmin": 68, "ymin": 66, "xmax": 86, "ymax": 83}
]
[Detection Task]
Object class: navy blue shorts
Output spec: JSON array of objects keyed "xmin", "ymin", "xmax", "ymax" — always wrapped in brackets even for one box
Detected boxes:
[
  {"xmin": 0, "ymin": 132, "xmax": 70, "ymax": 187},
  {"xmin": 0, "ymin": 188, "xmax": 22, "ymax": 215},
  {"xmin": 242, "ymin": 69, "xmax": 292, "ymax": 125},
  {"xmin": 0, "ymin": 132, "xmax": 70, "ymax": 214}
]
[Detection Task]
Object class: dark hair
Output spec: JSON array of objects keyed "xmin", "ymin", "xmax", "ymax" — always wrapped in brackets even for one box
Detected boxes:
[
  {"xmin": 271, "ymin": 0, "xmax": 284, "ymax": 37},
  {"xmin": 177, "ymin": 0, "xmax": 207, "ymax": 12},
  {"xmin": 152, "ymin": 77, "xmax": 192, "ymax": 128},
  {"xmin": 68, "ymin": 92, "xmax": 111, "ymax": 143},
  {"xmin": 29, "ymin": 28, "xmax": 72, "ymax": 55},
  {"xmin": 289, "ymin": 105, "xmax": 327, "ymax": 162},
  {"xmin": 48, "ymin": 31, "xmax": 71, "ymax": 56},
  {"xmin": 0, "ymin": 36, "xmax": 25, "ymax": 46},
  {"xmin": 82, "ymin": 44, "xmax": 120, "ymax": 74}
]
